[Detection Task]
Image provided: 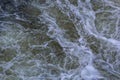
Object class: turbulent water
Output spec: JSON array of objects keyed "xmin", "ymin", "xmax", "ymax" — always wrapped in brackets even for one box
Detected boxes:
[{"xmin": 0, "ymin": 0, "xmax": 120, "ymax": 80}]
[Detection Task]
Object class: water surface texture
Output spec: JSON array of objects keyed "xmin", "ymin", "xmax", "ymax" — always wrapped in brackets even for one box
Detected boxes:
[{"xmin": 0, "ymin": 0, "xmax": 120, "ymax": 80}]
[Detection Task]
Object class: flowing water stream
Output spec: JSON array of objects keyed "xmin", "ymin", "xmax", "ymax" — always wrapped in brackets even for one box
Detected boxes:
[{"xmin": 0, "ymin": 0, "xmax": 120, "ymax": 80}]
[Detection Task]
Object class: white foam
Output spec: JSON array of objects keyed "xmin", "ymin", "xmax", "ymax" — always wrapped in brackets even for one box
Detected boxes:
[{"xmin": 81, "ymin": 64, "xmax": 103, "ymax": 80}]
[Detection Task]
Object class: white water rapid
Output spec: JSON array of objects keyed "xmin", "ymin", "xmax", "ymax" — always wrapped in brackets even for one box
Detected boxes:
[{"xmin": 0, "ymin": 0, "xmax": 120, "ymax": 80}]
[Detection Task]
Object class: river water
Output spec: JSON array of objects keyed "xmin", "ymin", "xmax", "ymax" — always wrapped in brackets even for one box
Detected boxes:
[{"xmin": 0, "ymin": 0, "xmax": 120, "ymax": 80}]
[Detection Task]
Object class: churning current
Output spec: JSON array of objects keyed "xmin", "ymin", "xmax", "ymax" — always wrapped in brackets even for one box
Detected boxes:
[{"xmin": 0, "ymin": 0, "xmax": 120, "ymax": 80}]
